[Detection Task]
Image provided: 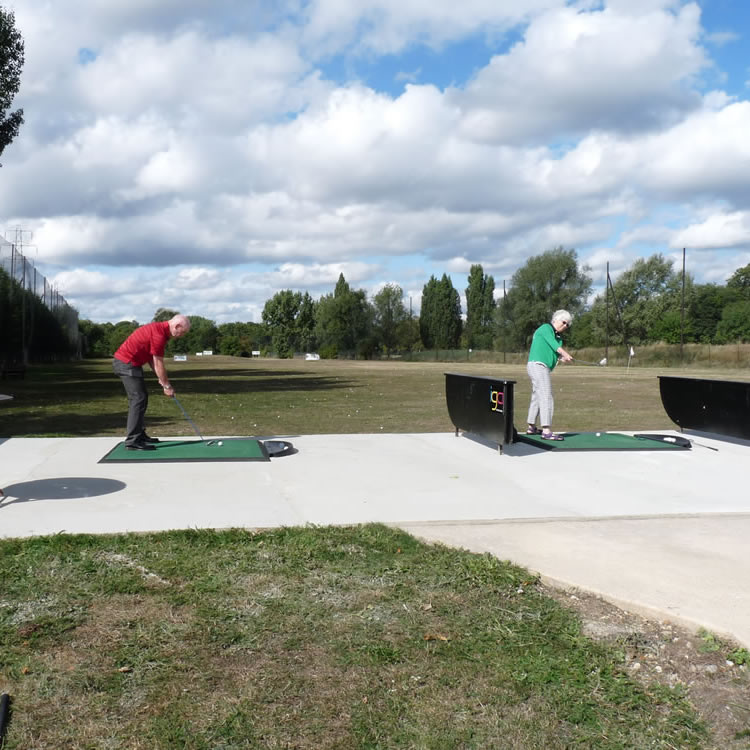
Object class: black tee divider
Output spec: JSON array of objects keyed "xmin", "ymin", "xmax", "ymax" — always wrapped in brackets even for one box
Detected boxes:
[
  {"xmin": 659, "ymin": 376, "xmax": 750, "ymax": 440},
  {"xmin": 445, "ymin": 373, "xmax": 516, "ymax": 452}
]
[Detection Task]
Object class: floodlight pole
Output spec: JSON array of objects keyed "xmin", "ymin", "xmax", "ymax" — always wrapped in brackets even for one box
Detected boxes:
[
  {"xmin": 680, "ymin": 248, "xmax": 686, "ymax": 364},
  {"xmin": 503, "ymin": 280, "xmax": 506, "ymax": 364},
  {"xmin": 605, "ymin": 262, "xmax": 609, "ymax": 362}
]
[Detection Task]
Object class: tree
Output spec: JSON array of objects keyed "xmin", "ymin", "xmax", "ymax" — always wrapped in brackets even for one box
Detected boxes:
[
  {"xmin": 315, "ymin": 274, "xmax": 373, "ymax": 358},
  {"xmin": 296, "ymin": 292, "xmax": 317, "ymax": 353},
  {"xmin": 174, "ymin": 315, "xmax": 217, "ymax": 354},
  {"xmin": 419, "ymin": 274, "xmax": 462, "ymax": 349},
  {"xmin": 499, "ymin": 248, "xmax": 591, "ymax": 350},
  {"xmin": 464, "ymin": 264, "xmax": 496, "ymax": 349},
  {"xmin": 262, "ymin": 290, "xmax": 305, "ymax": 358},
  {"xmin": 79, "ymin": 319, "xmax": 113, "ymax": 358},
  {"xmin": 727, "ymin": 263, "xmax": 750, "ymax": 299},
  {"xmin": 216, "ymin": 321, "xmax": 265, "ymax": 357},
  {"xmin": 715, "ymin": 300, "xmax": 750, "ymax": 343},
  {"xmin": 586, "ymin": 254, "xmax": 687, "ymax": 346},
  {"xmin": 373, "ymin": 284, "xmax": 408, "ymax": 356},
  {"xmin": 109, "ymin": 321, "xmax": 139, "ymax": 354},
  {"xmin": 687, "ymin": 284, "xmax": 737, "ymax": 344},
  {"xmin": 153, "ymin": 308, "xmax": 179, "ymax": 322},
  {"xmin": 0, "ymin": 7, "xmax": 25, "ymax": 166},
  {"xmin": 419, "ymin": 276, "xmax": 439, "ymax": 349}
]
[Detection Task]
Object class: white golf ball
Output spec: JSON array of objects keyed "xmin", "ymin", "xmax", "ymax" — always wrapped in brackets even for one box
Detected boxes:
[
  {"xmin": 596, "ymin": 432, "xmax": 601, "ymax": 437},
  {"xmin": 218, "ymin": 441, "xmax": 223, "ymax": 446}
]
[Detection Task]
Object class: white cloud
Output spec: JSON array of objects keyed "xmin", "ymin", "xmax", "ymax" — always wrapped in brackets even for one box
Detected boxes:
[
  {"xmin": 4, "ymin": 0, "xmax": 750, "ymax": 325},
  {"xmin": 455, "ymin": 2, "xmax": 707, "ymax": 144},
  {"xmin": 299, "ymin": 0, "xmax": 562, "ymax": 57},
  {"xmin": 671, "ymin": 211, "xmax": 750, "ymax": 250},
  {"xmin": 50, "ymin": 268, "xmax": 141, "ymax": 296}
]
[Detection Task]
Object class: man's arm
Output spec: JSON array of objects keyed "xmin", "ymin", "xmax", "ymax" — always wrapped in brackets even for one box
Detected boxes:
[{"xmin": 150, "ymin": 356, "xmax": 175, "ymax": 396}]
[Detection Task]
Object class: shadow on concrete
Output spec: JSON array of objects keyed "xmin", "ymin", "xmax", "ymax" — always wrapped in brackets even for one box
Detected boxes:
[{"xmin": 0, "ymin": 477, "xmax": 127, "ymax": 508}]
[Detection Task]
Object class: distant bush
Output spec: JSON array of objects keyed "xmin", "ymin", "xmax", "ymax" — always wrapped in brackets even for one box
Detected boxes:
[{"xmin": 319, "ymin": 344, "xmax": 338, "ymax": 359}]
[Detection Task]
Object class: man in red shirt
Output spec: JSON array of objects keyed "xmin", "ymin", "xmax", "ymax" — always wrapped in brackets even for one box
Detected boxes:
[{"xmin": 112, "ymin": 314, "xmax": 191, "ymax": 450}]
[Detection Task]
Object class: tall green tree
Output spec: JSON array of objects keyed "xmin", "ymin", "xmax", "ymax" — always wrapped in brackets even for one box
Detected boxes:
[
  {"xmin": 296, "ymin": 292, "xmax": 317, "ymax": 353},
  {"xmin": 419, "ymin": 274, "xmax": 462, "ymax": 349},
  {"xmin": 0, "ymin": 6, "xmax": 24, "ymax": 166},
  {"xmin": 586, "ymin": 254, "xmax": 687, "ymax": 346},
  {"xmin": 499, "ymin": 248, "xmax": 591, "ymax": 350},
  {"xmin": 687, "ymin": 284, "xmax": 737, "ymax": 344},
  {"xmin": 373, "ymin": 283, "xmax": 408, "ymax": 355},
  {"xmin": 419, "ymin": 276, "xmax": 439, "ymax": 349},
  {"xmin": 315, "ymin": 274, "xmax": 372, "ymax": 357},
  {"xmin": 262, "ymin": 290, "xmax": 306, "ymax": 358},
  {"xmin": 464, "ymin": 264, "xmax": 496, "ymax": 349}
]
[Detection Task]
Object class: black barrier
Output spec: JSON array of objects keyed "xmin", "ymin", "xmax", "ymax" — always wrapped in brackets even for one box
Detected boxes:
[
  {"xmin": 445, "ymin": 372, "xmax": 516, "ymax": 450},
  {"xmin": 658, "ymin": 375, "xmax": 750, "ymax": 440}
]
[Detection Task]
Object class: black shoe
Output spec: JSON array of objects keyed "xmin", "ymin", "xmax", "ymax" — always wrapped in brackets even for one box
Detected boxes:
[
  {"xmin": 126, "ymin": 441, "xmax": 156, "ymax": 451},
  {"xmin": 140, "ymin": 433, "xmax": 160, "ymax": 443}
]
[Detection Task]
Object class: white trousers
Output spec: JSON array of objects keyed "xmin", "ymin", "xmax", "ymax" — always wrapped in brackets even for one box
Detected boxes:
[{"xmin": 527, "ymin": 361, "xmax": 554, "ymax": 427}]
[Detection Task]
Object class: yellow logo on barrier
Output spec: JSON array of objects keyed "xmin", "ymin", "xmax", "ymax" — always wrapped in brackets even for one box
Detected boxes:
[{"xmin": 489, "ymin": 386, "xmax": 504, "ymax": 413}]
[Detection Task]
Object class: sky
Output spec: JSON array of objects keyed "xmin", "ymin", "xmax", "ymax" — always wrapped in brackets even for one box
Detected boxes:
[{"xmin": 2, "ymin": 0, "xmax": 750, "ymax": 325}]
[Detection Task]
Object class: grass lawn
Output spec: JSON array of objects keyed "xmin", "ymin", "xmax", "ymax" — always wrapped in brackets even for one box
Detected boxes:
[
  {"xmin": 5, "ymin": 355, "xmax": 746, "ymax": 439},
  {"xmin": 1, "ymin": 526, "xmax": 708, "ymax": 749},
  {"xmin": 1, "ymin": 357, "xmax": 749, "ymax": 748}
]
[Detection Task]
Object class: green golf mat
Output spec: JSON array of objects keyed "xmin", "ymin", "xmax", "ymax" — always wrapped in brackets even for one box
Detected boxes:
[
  {"xmin": 100, "ymin": 438, "xmax": 270, "ymax": 463},
  {"xmin": 516, "ymin": 432, "xmax": 691, "ymax": 452}
]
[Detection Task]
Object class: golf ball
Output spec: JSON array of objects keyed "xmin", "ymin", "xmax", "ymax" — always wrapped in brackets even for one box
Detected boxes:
[
  {"xmin": 596, "ymin": 432, "xmax": 601, "ymax": 437},
  {"xmin": 218, "ymin": 441, "xmax": 223, "ymax": 446}
]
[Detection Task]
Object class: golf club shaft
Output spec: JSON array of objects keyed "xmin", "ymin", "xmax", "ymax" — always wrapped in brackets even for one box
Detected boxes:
[
  {"xmin": 172, "ymin": 395, "xmax": 205, "ymax": 441},
  {"xmin": 573, "ymin": 358, "xmax": 603, "ymax": 366}
]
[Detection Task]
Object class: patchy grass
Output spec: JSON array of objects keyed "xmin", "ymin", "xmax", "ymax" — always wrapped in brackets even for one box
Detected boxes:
[
  {"xmin": 0, "ymin": 526, "xmax": 709, "ymax": 749},
  {"xmin": 2, "ymin": 357, "xmax": 748, "ymax": 747},
  {"xmin": 3, "ymin": 356, "xmax": 748, "ymax": 439}
]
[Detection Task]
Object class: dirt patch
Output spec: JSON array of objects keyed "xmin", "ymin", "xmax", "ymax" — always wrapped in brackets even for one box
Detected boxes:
[{"xmin": 545, "ymin": 584, "xmax": 750, "ymax": 750}]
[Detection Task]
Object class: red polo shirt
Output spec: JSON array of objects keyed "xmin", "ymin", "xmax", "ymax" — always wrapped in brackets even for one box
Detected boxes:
[{"xmin": 114, "ymin": 322, "xmax": 172, "ymax": 367}]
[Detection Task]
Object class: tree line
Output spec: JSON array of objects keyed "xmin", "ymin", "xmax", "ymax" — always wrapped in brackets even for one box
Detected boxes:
[{"xmin": 71, "ymin": 249, "xmax": 750, "ymax": 361}]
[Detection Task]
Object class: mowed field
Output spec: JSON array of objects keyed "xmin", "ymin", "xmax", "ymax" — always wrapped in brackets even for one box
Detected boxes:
[{"xmin": 2, "ymin": 356, "xmax": 750, "ymax": 439}]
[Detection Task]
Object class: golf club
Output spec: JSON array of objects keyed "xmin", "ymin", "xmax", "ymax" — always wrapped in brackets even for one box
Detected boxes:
[
  {"xmin": 172, "ymin": 394, "xmax": 214, "ymax": 444},
  {"xmin": 572, "ymin": 357, "xmax": 608, "ymax": 367}
]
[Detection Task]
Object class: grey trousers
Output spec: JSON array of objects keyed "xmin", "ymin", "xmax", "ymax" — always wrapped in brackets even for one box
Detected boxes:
[
  {"xmin": 527, "ymin": 361, "xmax": 554, "ymax": 427},
  {"xmin": 112, "ymin": 358, "xmax": 148, "ymax": 446}
]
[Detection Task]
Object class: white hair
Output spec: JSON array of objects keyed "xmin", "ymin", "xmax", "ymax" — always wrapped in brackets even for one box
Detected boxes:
[{"xmin": 551, "ymin": 309, "xmax": 572, "ymax": 325}]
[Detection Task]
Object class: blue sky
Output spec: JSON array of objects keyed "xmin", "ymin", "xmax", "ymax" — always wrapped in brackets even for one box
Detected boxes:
[{"xmin": 2, "ymin": 0, "xmax": 750, "ymax": 324}]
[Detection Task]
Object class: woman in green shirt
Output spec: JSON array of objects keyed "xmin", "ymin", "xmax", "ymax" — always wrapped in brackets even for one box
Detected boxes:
[{"xmin": 526, "ymin": 310, "xmax": 573, "ymax": 440}]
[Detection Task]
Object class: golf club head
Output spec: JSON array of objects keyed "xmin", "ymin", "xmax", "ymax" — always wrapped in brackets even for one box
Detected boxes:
[{"xmin": 599, "ymin": 358, "xmax": 608, "ymax": 366}]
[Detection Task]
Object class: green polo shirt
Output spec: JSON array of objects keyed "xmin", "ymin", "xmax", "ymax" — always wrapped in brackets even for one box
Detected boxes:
[{"xmin": 528, "ymin": 323, "xmax": 563, "ymax": 370}]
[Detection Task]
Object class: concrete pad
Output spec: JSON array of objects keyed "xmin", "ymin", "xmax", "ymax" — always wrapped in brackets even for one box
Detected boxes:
[
  {"xmin": 400, "ymin": 515, "xmax": 750, "ymax": 648},
  {"xmin": 1, "ymin": 431, "xmax": 749, "ymax": 647}
]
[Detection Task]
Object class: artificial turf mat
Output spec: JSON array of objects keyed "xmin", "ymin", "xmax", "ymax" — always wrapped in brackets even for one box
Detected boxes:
[
  {"xmin": 516, "ymin": 431, "xmax": 691, "ymax": 452},
  {"xmin": 99, "ymin": 437, "xmax": 270, "ymax": 463}
]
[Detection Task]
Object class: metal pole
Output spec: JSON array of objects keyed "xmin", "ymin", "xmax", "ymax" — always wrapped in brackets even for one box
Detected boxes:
[
  {"xmin": 502, "ymin": 280, "xmax": 506, "ymax": 364},
  {"xmin": 680, "ymin": 247, "xmax": 686, "ymax": 364},
  {"xmin": 605, "ymin": 262, "xmax": 609, "ymax": 362}
]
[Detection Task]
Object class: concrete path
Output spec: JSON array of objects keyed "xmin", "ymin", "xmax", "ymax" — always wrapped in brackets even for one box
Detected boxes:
[{"xmin": 1, "ymin": 430, "xmax": 748, "ymax": 647}]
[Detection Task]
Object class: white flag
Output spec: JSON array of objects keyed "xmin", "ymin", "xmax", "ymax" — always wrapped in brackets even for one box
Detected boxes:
[{"xmin": 629, "ymin": 346, "xmax": 635, "ymax": 357}]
